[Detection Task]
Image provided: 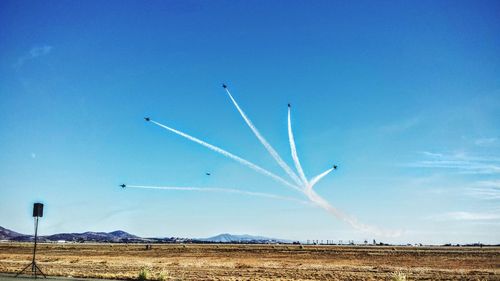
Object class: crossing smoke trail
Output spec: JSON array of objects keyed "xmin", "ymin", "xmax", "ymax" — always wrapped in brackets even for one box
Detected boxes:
[
  {"xmin": 287, "ymin": 105, "xmax": 332, "ymax": 189},
  {"xmin": 287, "ymin": 105, "xmax": 309, "ymax": 186},
  {"xmin": 126, "ymin": 185, "xmax": 309, "ymax": 205},
  {"xmin": 150, "ymin": 120, "xmax": 301, "ymax": 192},
  {"xmin": 285, "ymin": 104, "xmax": 399, "ymax": 235},
  {"xmin": 140, "ymin": 85, "xmax": 401, "ymax": 237},
  {"xmin": 287, "ymin": 103, "xmax": 333, "ymax": 191},
  {"xmin": 224, "ymin": 87, "xmax": 303, "ymax": 187}
]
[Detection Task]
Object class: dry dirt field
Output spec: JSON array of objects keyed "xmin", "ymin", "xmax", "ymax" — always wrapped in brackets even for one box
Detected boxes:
[{"xmin": 0, "ymin": 243, "xmax": 498, "ymax": 280}]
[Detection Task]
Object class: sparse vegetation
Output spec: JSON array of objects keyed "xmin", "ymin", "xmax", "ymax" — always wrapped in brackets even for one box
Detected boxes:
[
  {"xmin": 156, "ymin": 270, "xmax": 168, "ymax": 281},
  {"xmin": 391, "ymin": 271, "xmax": 407, "ymax": 281},
  {"xmin": 137, "ymin": 267, "xmax": 169, "ymax": 281},
  {"xmin": 138, "ymin": 267, "xmax": 150, "ymax": 281}
]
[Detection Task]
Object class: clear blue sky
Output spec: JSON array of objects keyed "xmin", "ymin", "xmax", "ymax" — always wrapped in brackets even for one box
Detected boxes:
[{"xmin": 1, "ymin": 0, "xmax": 499, "ymax": 244}]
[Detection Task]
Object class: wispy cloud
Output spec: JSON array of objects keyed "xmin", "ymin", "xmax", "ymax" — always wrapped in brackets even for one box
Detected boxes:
[
  {"xmin": 427, "ymin": 211, "xmax": 500, "ymax": 221},
  {"xmin": 14, "ymin": 45, "xmax": 53, "ymax": 69},
  {"xmin": 420, "ymin": 151, "xmax": 444, "ymax": 158},
  {"xmin": 466, "ymin": 180, "xmax": 500, "ymax": 200},
  {"xmin": 474, "ymin": 137, "xmax": 498, "ymax": 146},
  {"xmin": 406, "ymin": 151, "xmax": 500, "ymax": 174}
]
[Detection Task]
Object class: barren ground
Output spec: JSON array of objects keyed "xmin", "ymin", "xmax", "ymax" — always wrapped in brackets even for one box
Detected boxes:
[{"xmin": 0, "ymin": 243, "xmax": 498, "ymax": 280}]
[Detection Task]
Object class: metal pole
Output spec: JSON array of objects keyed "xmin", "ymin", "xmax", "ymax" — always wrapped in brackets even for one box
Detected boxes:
[
  {"xmin": 16, "ymin": 208, "xmax": 46, "ymax": 278},
  {"xmin": 33, "ymin": 217, "xmax": 38, "ymax": 276}
]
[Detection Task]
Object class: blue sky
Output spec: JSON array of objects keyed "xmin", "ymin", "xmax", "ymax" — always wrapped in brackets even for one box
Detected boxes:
[{"xmin": 1, "ymin": 0, "xmax": 499, "ymax": 244}]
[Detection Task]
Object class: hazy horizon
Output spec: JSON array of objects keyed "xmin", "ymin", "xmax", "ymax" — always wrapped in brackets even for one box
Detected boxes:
[{"xmin": 1, "ymin": 224, "xmax": 499, "ymax": 245}]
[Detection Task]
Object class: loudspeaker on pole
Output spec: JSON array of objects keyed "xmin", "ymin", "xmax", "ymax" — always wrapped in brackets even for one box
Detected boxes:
[{"xmin": 33, "ymin": 203, "xmax": 43, "ymax": 218}]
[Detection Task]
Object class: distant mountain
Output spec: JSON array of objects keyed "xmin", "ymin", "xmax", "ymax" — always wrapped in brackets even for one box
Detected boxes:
[
  {"xmin": 0, "ymin": 226, "xmax": 27, "ymax": 240},
  {"xmin": 202, "ymin": 233, "xmax": 289, "ymax": 243},
  {"xmin": 109, "ymin": 230, "xmax": 139, "ymax": 239},
  {"xmin": 0, "ymin": 226, "xmax": 289, "ymax": 244},
  {"xmin": 0, "ymin": 226, "xmax": 142, "ymax": 243},
  {"xmin": 45, "ymin": 230, "xmax": 140, "ymax": 242}
]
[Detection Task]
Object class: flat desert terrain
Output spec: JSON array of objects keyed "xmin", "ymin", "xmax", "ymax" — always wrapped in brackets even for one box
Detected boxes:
[{"xmin": 0, "ymin": 243, "xmax": 498, "ymax": 280}]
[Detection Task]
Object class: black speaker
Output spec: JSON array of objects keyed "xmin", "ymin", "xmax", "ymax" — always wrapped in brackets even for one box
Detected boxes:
[{"xmin": 33, "ymin": 203, "xmax": 43, "ymax": 217}]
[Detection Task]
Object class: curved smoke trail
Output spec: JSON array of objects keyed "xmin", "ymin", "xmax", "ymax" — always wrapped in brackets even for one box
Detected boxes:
[
  {"xmin": 285, "ymin": 102, "xmax": 399, "ymax": 236},
  {"xmin": 308, "ymin": 168, "xmax": 334, "ymax": 189},
  {"xmin": 126, "ymin": 185, "xmax": 309, "ymax": 205},
  {"xmin": 150, "ymin": 120, "xmax": 301, "ymax": 192},
  {"xmin": 220, "ymin": 89, "xmax": 399, "ymax": 236},
  {"xmin": 224, "ymin": 87, "xmax": 303, "ymax": 187},
  {"xmin": 287, "ymin": 106, "xmax": 309, "ymax": 186}
]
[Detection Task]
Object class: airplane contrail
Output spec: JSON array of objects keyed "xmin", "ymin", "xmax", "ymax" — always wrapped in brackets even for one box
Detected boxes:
[
  {"xmin": 138, "ymin": 86, "xmax": 401, "ymax": 238},
  {"xmin": 223, "ymin": 86, "xmax": 303, "ymax": 187},
  {"xmin": 125, "ymin": 185, "xmax": 309, "ymax": 205},
  {"xmin": 149, "ymin": 120, "xmax": 302, "ymax": 192},
  {"xmin": 309, "ymin": 167, "xmax": 334, "ymax": 189},
  {"xmin": 220, "ymin": 88, "xmax": 399, "ymax": 236},
  {"xmin": 287, "ymin": 105, "xmax": 309, "ymax": 186},
  {"xmin": 283, "ymin": 105, "xmax": 391, "ymax": 234},
  {"xmin": 304, "ymin": 188, "xmax": 401, "ymax": 237}
]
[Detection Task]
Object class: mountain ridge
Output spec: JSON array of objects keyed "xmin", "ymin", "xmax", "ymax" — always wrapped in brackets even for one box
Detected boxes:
[
  {"xmin": 0, "ymin": 226, "xmax": 141, "ymax": 243},
  {"xmin": 201, "ymin": 233, "xmax": 289, "ymax": 243},
  {"xmin": 0, "ymin": 226, "xmax": 287, "ymax": 244},
  {"xmin": 0, "ymin": 226, "xmax": 25, "ymax": 240}
]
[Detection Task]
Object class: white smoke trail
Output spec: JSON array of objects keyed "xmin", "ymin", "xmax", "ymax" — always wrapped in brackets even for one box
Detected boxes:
[
  {"xmin": 224, "ymin": 87, "xmax": 303, "ymax": 187},
  {"xmin": 309, "ymin": 168, "xmax": 334, "ymax": 189},
  {"xmin": 304, "ymin": 188, "xmax": 401, "ymax": 237},
  {"xmin": 150, "ymin": 120, "xmax": 302, "ymax": 192},
  {"xmin": 144, "ymin": 93, "xmax": 401, "ymax": 238},
  {"xmin": 286, "ymin": 106, "xmax": 400, "ymax": 236},
  {"xmin": 126, "ymin": 185, "xmax": 309, "ymax": 205},
  {"xmin": 287, "ymin": 106, "xmax": 308, "ymax": 186}
]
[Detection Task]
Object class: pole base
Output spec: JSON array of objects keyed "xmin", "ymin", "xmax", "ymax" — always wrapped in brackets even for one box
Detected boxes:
[{"xmin": 15, "ymin": 261, "xmax": 47, "ymax": 279}]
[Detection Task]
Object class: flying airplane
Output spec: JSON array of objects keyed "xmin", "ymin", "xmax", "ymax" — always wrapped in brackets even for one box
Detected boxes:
[
  {"xmin": 333, "ymin": 165, "xmax": 338, "ymax": 170},
  {"xmin": 119, "ymin": 184, "xmax": 126, "ymax": 188},
  {"xmin": 288, "ymin": 103, "xmax": 291, "ymax": 107},
  {"xmin": 206, "ymin": 172, "xmax": 211, "ymax": 176},
  {"xmin": 144, "ymin": 117, "xmax": 150, "ymax": 122},
  {"xmin": 222, "ymin": 83, "xmax": 227, "ymax": 89}
]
